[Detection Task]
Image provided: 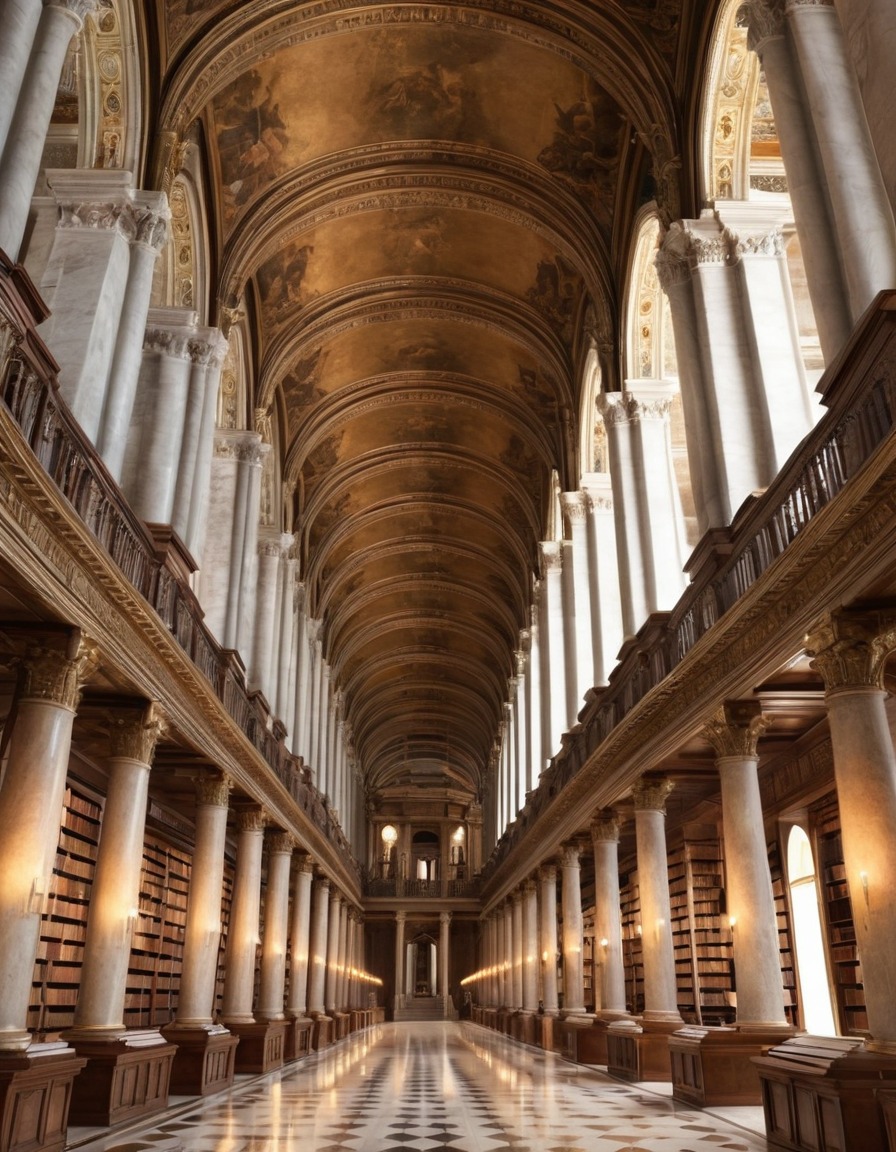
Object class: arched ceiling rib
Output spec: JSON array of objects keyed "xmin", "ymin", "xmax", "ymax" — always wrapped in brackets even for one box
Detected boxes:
[{"xmin": 155, "ymin": 0, "xmax": 689, "ymax": 805}]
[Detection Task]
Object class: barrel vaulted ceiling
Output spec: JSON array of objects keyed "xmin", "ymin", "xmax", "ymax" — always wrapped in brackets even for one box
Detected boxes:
[{"xmin": 152, "ymin": 0, "xmax": 693, "ymax": 811}]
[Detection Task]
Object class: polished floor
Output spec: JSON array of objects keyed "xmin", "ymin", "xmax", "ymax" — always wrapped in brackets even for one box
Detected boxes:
[{"xmin": 68, "ymin": 1023, "xmax": 771, "ymax": 1152}]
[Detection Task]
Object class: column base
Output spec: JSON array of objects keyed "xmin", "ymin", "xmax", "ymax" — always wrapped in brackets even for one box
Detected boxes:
[
  {"xmin": 509, "ymin": 1011, "xmax": 536, "ymax": 1046},
  {"xmin": 669, "ymin": 1024, "xmax": 794, "ymax": 1107},
  {"xmin": 64, "ymin": 1030, "xmax": 176, "ymax": 1127},
  {"xmin": 333, "ymin": 1012, "xmax": 350, "ymax": 1041},
  {"xmin": 283, "ymin": 1017, "xmax": 313, "ymax": 1063},
  {"xmin": 534, "ymin": 1012, "xmax": 558, "ymax": 1053},
  {"xmin": 310, "ymin": 1015, "xmax": 333, "ymax": 1051},
  {"xmin": 226, "ymin": 1021, "xmax": 286, "ymax": 1075},
  {"xmin": 753, "ymin": 1034, "xmax": 896, "ymax": 1152},
  {"xmin": 0, "ymin": 1042, "xmax": 87, "ymax": 1152},
  {"xmin": 606, "ymin": 1018, "xmax": 679, "ymax": 1082},
  {"xmin": 159, "ymin": 1024, "xmax": 238, "ymax": 1097}
]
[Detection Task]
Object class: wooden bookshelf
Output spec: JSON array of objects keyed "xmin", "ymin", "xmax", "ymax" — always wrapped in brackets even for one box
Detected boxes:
[
  {"xmin": 668, "ymin": 847, "xmax": 696, "ymax": 1022},
  {"xmin": 767, "ymin": 838, "xmax": 799, "ymax": 1028},
  {"xmin": 812, "ymin": 796, "xmax": 866, "ymax": 1035},
  {"xmin": 686, "ymin": 839, "xmax": 734, "ymax": 1026},
  {"xmin": 619, "ymin": 871, "xmax": 644, "ymax": 1015},
  {"xmin": 582, "ymin": 913, "xmax": 595, "ymax": 1012}
]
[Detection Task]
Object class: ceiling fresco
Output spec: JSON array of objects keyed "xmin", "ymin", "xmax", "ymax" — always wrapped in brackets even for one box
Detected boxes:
[{"xmin": 156, "ymin": 0, "xmax": 685, "ymax": 809}]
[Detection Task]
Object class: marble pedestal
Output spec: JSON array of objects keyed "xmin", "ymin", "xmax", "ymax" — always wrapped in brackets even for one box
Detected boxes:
[
  {"xmin": 284, "ymin": 1017, "xmax": 313, "ymax": 1063},
  {"xmin": 557, "ymin": 1016, "xmax": 596, "ymax": 1064},
  {"xmin": 570, "ymin": 1017, "xmax": 622, "ymax": 1065},
  {"xmin": 606, "ymin": 1020, "xmax": 677, "ymax": 1082},
  {"xmin": 497, "ymin": 1009, "xmax": 514, "ymax": 1036},
  {"xmin": 66, "ymin": 1031, "xmax": 176, "ymax": 1127},
  {"xmin": 754, "ymin": 1035, "xmax": 896, "ymax": 1152},
  {"xmin": 534, "ymin": 1013, "xmax": 557, "ymax": 1053},
  {"xmin": 669, "ymin": 1025, "xmax": 792, "ymax": 1106},
  {"xmin": 228, "ymin": 1022, "xmax": 286, "ymax": 1075},
  {"xmin": 513, "ymin": 1012, "xmax": 536, "ymax": 1046},
  {"xmin": 311, "ymin": 1015, "xmax": 333, "ymax": 1051},
  {"xmin": 160, "ymin": 1025, "xmax": 238, "ymax": 1097},
  {"xmin": 334, "ymin": 1013, "xmax": 350, "ymax": 1041},
  {"xmin": 0, "ymin": 1043, "xmax": 86, "ymax": 1152}
]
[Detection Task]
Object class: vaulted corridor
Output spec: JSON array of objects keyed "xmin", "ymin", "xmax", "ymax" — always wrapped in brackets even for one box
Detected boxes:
[{"xmin": 70, "ymin": 1024, "xmax": 768, "ymax": 1152}]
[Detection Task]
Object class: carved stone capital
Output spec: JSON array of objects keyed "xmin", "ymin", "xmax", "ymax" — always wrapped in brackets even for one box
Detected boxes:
[
  {"xmin": 236, "ymin": 806, "xmax": 267, "ymax": 833},
  {"xmin": 213, "ymin": 430, "xmax": 268, "ymax": 465},
  {"xmin": 704, "ymin": 700, "xmax": 769, "ymax": 760},
  {"xmin": 522, "ymin": 877, "xmax": 537, "ymax": 897},
  {"xmin": 805, "ymin": 610, "xmax": 896, "ymax": 693},
  {"xmin": 743, "ymin": 0, "xmax": 787, "ymax": 51},
  {"xmin": 560, "ymin": 842, "xmax": 581, "ymax": 869},
  {"xmin": 511, "ymin": 887, "xmax": 523, "ymax": 905},
  {"xmin": 19, "ymin": 635, "xmax": 98, "ymax": 710},
  {"xmin": 514, "ymin": 649, "xmax": 527, "ymax": 677},
  {"xmin": 195, "ymin": 772, "xmax": 232, "ymax": 808},
  {"xmin": 539, "ymin": 863, "xmax": 557, "ymax": 884},
  {"xmin": 316, "ymin": 877, "xmax": 331, "ymax": 895},
  {"xmin": 395, "ymin": 908, "xmax": 405, "ymax": 923},
  {"xmin": 654, "ymin": 222, "xmax": 693, "ymax": 292},
  {"xmin": 632, "ymin": 776, "xmax": 674, "ymax": 813},
  {"xmin": 143, "ymin": 325, "xmax": 195, "ymax": 361},
  {"xmin": 268, "ymin": 831, "xmax": 296, "ymax": 855},
  {"xmin": 296, "ymin": 853, "xmax": 315, "ymax": 875},
  {"xmin": 440, "ymin": 910, "xmax": 453, "ymax": 924},
  {"xmin": 724, "ymin": 225, "xmax": 786, "ymax": 259},
  {"xmin": 560, "ymin": 490, "xmax": 588, "ymax": 524},
  {"xmin": 786, "ymin": 0, "xmax": 834, "ymax": 11},
  {"xmin": 590, "ymin": 809, "xmax": 622, "ymax": 843},
  {"xmin": 539, "ymin": 540, "xmax": 562, "ymax": 573},
  {"xmin": 55, "ymin": 0, "xmax": 101, "ymax": 24},
  {"xmin": 132, "ymin": 192, "xmax": 171, "ymax": 251},
  {"xmin": 107, "ymin": 702, "xmax": 167, "ymax": 763}
]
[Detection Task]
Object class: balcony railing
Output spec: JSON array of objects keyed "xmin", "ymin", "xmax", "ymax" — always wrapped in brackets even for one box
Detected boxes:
[
  {"xmin": 0, "ymin": 251, "xmax": 356, "ymax": 874},
  {"xmin": 363, "ymin": 873, "xmax": 481, "ymax": 899}
]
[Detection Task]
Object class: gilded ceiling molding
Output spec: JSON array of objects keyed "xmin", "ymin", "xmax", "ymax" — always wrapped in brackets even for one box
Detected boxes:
[{"xmin": 158, "ymin": 0, "xmax": 675, "ymax": 147}]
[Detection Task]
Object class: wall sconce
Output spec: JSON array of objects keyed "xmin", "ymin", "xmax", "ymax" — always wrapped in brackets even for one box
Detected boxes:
[
  {"xmin": 600, "ymin": 938, "xmax": 609, "ymax": 948},
  {"xmin": 27, "ymin": 875, "xmax": 47, "ymax": 916},
  {"xmin": 635, "ymin": 923, "xmax": 642, "ymax": 936},
  {"xmin": 860, "ymin": 871, "xmax": 869, "ymax": 907},
  {"xmin": 728, "ymin": 915, "xmax": 737, "ymax": 931}
]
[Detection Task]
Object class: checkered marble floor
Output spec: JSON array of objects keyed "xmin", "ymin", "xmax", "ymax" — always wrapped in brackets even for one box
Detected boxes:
[{"xmin": 68, "ymin": 1022, "xmax": 772, "ymax": 1152}]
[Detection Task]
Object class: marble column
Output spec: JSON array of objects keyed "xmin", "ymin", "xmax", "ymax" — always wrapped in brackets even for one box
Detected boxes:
[
  {"xmin": 539, "ymin": 864, "xmax": 560, "ymax": 1014},
  {"xmin": 743, "ymin": 0, "xmax": 852, "ymax": 361},
  {"xmin": 0, "ymin": 635, "xmax": 95, "ymax": 1051},
  {"xmin": 540, "ymin": 542, "xmax": 568, "ymax": 754},
  {"xmin": 632, "ymin": 778, "xmax": 682, "ymax": 1024},
  {"xmin": 221, "ymin": 808, "xmax": 266, "ymax": 1024},
  {"xmin": 502, "ymin": 901, "xmax": 513, "ymax": 1008},
  {"xmin": 325, "ymin": 890, "xmax": 341, "ymax": 1015},
  {"xmin": 599, "ymin": 383, "xmax": 688, "ymax": 637},
  {"xmin": 561, "ymin": 540, "xmax": 580, "ymax": 724},
  {"xmin": 256, "ymin": 832, "xmax": 295, "ymax": 1022},
  {"xmin": 560, "ymin": 843, "xmax": 587, "ymax": 1016},
  {"xmin": 561, "ymin": 491, "xmax": 597, "ymax": 696},
  {"xmin": 785, "ymin": 0, "xmax": 896, "ymax": 320},
  {"xmin": 524, "ymin": 622, "xmax": 542, "ymax": 790},
  {"xmin": 96, "ymin": 193, "xmax": 170, "ymax": 484},
  {"xmin": 0, "ymin": 0, "xmax": 42, "ymax": 164},
  {"xmin": 393, "ymin": 910, "xmax": 406, "ymax": 1012},
  {"xmin": 521, "ymin": 879, "xmax": 539, "ymax": 1013},
  {"xmin": 806, "ymin": 611, "xmax": 896, "ymax": 1047},
  {"xmin": 249, "ymin": 530, "xmax": 291, "ymax": 696},
  {"xmin": 439, "ymin": 911, "xmax": 451, "ymax": 1006},
  {"xmin": 581, "ymin": 473, "xmax": 623, "ymax": 686},
  {"xmin": 123, "ymin": 309, "xmax": 196, "ymax": 525},
  {"xmin": 72, "ymin": 706, "xmax": 166, "ymax": 1035},
  {"xmin": 286, "ymin": 856, "xmax": 314, "ymax": 1019},
  {"xmin": 38, "ymin": 171, "xmax": 135, "ymax": 439},
  {"xmin": 705, "ymin": 702, "xmax": 789, "ymax": 1029},
  {"xmin": 511, "ymin": 889, "xmax": 524, "ymax": 1010},
  {"xmin": 0, "ymin": 0, "xmax": 97, "ymax": 261},
  {"xmin": 307, "ymin": 877, "xmax": 330, "ymax": 1017},
  {"xmin": 336, "ymin": 897, "xmax": 349, "ymax": 1010},
  {"xmin": 591, "ymin": 811, "xmax": 628, "ymax": 1017},
  {"xmin": 169, "ymin": 774, "xmax": 231, "ymax": 1028}
]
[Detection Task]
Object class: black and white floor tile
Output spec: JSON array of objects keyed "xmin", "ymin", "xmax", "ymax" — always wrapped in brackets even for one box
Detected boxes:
[{"xmin": 68, "ymin": 1022, "xmax": 771, "ymax": 1152}]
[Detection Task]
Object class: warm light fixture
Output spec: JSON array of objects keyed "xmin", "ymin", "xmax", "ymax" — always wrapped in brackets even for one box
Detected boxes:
[
  {"xmin": 729, "ymin": 915, "xmax": 737, "ymax": 930},
  {"xmin": 452, "ymin": 825, "xmax": 465, "ymax": 842},
  {"xmin": 381, "ymin": 824, "xmax": 398, "ymax": 845}
]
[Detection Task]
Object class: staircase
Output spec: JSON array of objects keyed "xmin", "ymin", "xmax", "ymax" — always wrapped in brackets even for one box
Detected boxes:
[{"xmin": 394, "ymin": 996, "xmax": 456, "ymax": 1021}]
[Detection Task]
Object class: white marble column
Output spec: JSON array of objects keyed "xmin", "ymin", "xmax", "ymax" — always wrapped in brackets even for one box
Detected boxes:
[
  {"xmin": 511, "ymin": 888, "xmax": 523, "ymax": 1010},
  {"xmin": 590, "ymin": 811, "xmax": 628, "ymax": 1017},
  {"xmin": 170, "ymin": 774, "xmax": 231, "ymax": 1029},
  {"xmin": 706, "ymin": 702, "xmax": 789, "ymax": 1030},
  {"xmin": 286, "ymin": 856, "xmax": 314, "ymax": 1019},
  {"xmin": 276, "ymin": 549, "xmax": 298, "ymax": 728},
  {"xmin": 786, "ymin": 0, "xmax": 896, "ymax": 320},
  {"xmin": 71, "ymin": 706, "xmax": 165, "ymax": 1034},
  {"xmin": 256, "ymin": 832, "xmax": 294, "ymax": 1022},
  {"xmin": 581, "ymin": 474, "xmax": 624, "ymax": 684},
  {"xmin": 632, "ymin": 778, "xmax": 682, "ymax": 1025},
  {"xmin": 540, "ymin": 542, "xmax": 568, "ymax": 754},
  {"xmin": 806, "ymin": 612, "xmax": 896, "ymax": 1047},
  {"xmin": 599, "ymin": 383, "xmax": 688, "ymax": 637},
  {"xmin": 743, "ymin": 0, "xmax": 852, "ymax": 361},
  {"xmin": 439, "ymin": 911, "xmax": 451, "ymax": 1006},
  {"xmin": 292, "ymin": 598, "xmax": 310, "ymax": 760},
  {"xmin": 38, "ymin": 171, "xmax": 135, "ymax": 439},
  {"xmin": 249, "ymin": 530, "xmax": 290, "ymax": 696},
  {"xmin": 524, "ymin": 621, "xmax": 542, "ymax": 790},
  {"xmin": 183, "ymin": 334, "xmax": 228, "ymax": 563},
  {"xmin": 307, "ymin": 876, "xmax": 330, "ymax": 1017},
  {"xmin": 502, "ymin": 901, "xmax": 513, "ymax": 1008},
  {"xmin": 0, "ymin": 0, "xmax": 42, "ymax": 165},
  {"xmin": 393, "ymin": 910, "xmax": 406, "ymax": 1012},
  {"xmin": 123, "ymin": 308, "xmax": 196, "ymax": 525},
  {"xmin": 521, "ymin": 879, "xmax": 539, "ymax": 1013},
  {"xmin": 560, "ymin": 843, "xmax": 587, "ymax": 1016},
  {"xmin": 539, "ymin": 864, "xmax": 559, "ymax": 1014},
  {"xmin": 221, "ymin": 807, "xmax": 266, "ymax": 1024},
  {"xmin": 0, "ymin": 636, "xmax": 94, "ymax": 1051},
  {"xmin": 324, "ymin": 889, "xmax": 341, "ymax": 1014},
  {"xmin": 561, "ymin": 540, "xmax": 580, "ymax": 724},
  {"xmin": 336, "ymin": 897, "xmax": 350, "ymax": 1009},
  {"xmin": 96, "ymin": 193, "xmax": 170, "ymax": 483},
  {"xmin": 561, "ymin": 492, "xmax": 596, "ymax": 698},
  {"xmin": 0, "ymin": 0, "xmax": 97, "ymax": 261}
]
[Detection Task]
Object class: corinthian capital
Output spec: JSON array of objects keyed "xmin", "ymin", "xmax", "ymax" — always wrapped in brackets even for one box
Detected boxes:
[
  {"xmin": 704, "ymin": 700, "xmax": 769, "ymax": 760},
  {"xmin": 805, "ymin": 610, "xmax": 896, "ymax": 693},
  {"xmin": 107, "ymin": 702, "xmax": 167, "ymax": 763},
  {"xmin": 742, "ymin": 0, "xmax": 787, "ymax": 51},
  {"xmin": 560, "ymin": 491, "xmax": 588, "ymax": 525},
  {"xmin": 539, "ymin": 540, "xmax": 562, "ymax": 574},
  {"xmin": 590, "ymin": 809, "xmax": 622, "ymax": 843},
  {"xmin": 195, "ymin": 772, "xmax": 232, "ymax": 808},
  {"xmin": 55, "ymin": 0, "xmax": 101, "ymax": 23},
  {"xmin": 132, "ymin": 192, "xmax": 170, "ymax": 251},
  {"xmin": 236, "ymin": 806, "xmax": 267, "ymax": 833},
  {"xmin": 19, "ymin": 634, "xmax": 98, "ymax": 710},
  {"xmin": 632, "ymin": 776, "xmax": 674, "ymax": 813}
]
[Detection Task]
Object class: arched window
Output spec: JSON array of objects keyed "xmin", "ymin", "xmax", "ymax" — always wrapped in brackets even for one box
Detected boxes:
[{"xmin": 786, "ymin": 824, "xmax": 837, "ymax": 1035}]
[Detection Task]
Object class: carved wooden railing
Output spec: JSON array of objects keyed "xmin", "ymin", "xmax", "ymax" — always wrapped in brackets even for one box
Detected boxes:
[
  {"xmin": 0, "ymin": 251, "xmax": 355, "ymax": 872},
  {"xmin": 483, "ymin": 291, "xmax": 896, "ymax": 878},
  {"xmin": 363, "ymin": 872, "xmax": 481, "ymax": 899}
]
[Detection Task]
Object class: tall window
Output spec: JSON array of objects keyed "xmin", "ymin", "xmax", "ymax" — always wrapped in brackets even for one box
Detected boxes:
[{"xmin": 786, "ymin": 824, "xmax": 837, "ymax": 1035}]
